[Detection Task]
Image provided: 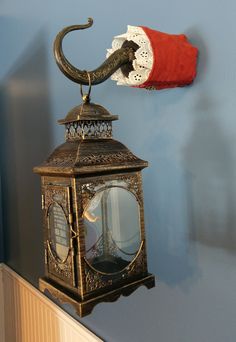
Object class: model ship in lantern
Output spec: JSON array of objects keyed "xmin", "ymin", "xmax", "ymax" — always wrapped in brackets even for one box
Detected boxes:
[{"xmin": 34, "ymin": 18, "xmax": 197, "ymax": 316}]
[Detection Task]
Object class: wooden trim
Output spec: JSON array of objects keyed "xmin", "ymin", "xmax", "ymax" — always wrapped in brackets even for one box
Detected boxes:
[
  {"xmin": 0, "ymin": 264, "xmax": 5, "ymax": 342},
  {"xmin": 0, "ymin": 263, "xmax": 103, "ymax": 342}
]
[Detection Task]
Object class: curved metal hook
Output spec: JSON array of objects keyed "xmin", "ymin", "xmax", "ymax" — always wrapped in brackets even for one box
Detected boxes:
[{"xmin": 53, "ymin": 18, "xmax": 136, "ymax": 86}]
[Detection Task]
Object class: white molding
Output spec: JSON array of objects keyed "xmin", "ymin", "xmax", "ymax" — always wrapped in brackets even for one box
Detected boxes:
[{"xmin": 0, "ymin": 263, "xmax": 103, "ymax": 342}]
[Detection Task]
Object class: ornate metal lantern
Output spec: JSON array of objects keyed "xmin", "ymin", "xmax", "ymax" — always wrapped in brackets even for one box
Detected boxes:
[
  {"xmin": 34, "ymin": 18, "xmax": 155, "ymax": 316},
  {"xmin": 34, "ymin": 98, "xmax": 155, "ymax": 316},
  {"xmin": 34, "ymin": 17, "xmax": 198, "ymax": 317}
]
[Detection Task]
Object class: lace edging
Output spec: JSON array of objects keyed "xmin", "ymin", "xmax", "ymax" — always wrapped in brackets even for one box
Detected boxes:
[{"xmin": 106, "ymin": 25, "xmax": 153, "ymax": 86}]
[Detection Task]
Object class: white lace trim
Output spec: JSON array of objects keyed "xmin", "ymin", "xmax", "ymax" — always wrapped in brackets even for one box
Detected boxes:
[{"xmin": 106, "ymin": 25, "xmax": 153, "ymax": 86}]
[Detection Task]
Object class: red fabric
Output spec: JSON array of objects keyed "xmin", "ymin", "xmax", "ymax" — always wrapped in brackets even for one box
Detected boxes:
[{"xmin": 138, "ymin": 26, "xmax": 198, "ymax": 90}]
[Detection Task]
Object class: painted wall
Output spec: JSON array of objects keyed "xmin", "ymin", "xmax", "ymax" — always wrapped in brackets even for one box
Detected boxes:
[{"xmin": 1, "ymin": 0, "xmax": 236, "ymax": 341}]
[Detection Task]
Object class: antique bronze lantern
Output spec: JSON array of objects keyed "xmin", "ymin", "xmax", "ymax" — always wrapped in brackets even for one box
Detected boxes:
[
  {"xmin": 33, "ymin": 17, "xmax": 198, "ymax": 316},
  {"xmin": 33, "ymin": 18, "xmax": 157, "ymax": 317}
]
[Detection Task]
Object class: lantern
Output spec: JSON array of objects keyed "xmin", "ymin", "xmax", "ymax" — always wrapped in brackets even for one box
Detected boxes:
[
  {"xmin": 34, "ymin": 17, "xmax": 197, "ymax": 316},
  {"xmin": 34, "ymin": 93, "xmax": 155, "ymax": 316}
]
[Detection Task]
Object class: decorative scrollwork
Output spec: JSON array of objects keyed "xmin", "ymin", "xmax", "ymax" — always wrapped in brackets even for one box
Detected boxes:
[
  {"xmin": 80, "ymin": 151, "xmax": 137, "ymax": 166},
  {"xmin": 43, "ymin": 152, "xmax": 76, "ymax": 167},
  {"xmin": 84, "ymin": 242, "xmax": 146, "ymax": 293},
  {"xmin": 120, "ymin": 173, "xmax": 142, "ymax": 203},
  {"xmin": 80, "ymin": 173, "xmax": 142, "ymax": 208},
  {"xmin": 126, "ymin": 245, "xmax": 146, "ymax": 277},
  {"xmin": 65, "ymin": 120, "xmax": 112, "ymax": 140},
  {"xmin": 48, "ymin": 251, "xmax": 73, "ymax": 281},
  {"xmin": 81, "ymin": 182, "xmax": 100, "ymax": 196},
  {"xmin": 43, "ymin": 185, "xmax": 68, "ymax": 214},
  {"xmin": 86, "ymin": 233, "xmax": 121, "ymax": 263},
  {"xmin": 85, "ymin": 267, "xmax": 113, "ymax": 292}
]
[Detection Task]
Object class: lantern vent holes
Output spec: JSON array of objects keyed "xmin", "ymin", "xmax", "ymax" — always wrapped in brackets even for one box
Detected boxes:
[{"xmin": 65, "ymin": 120, "xmax": 112, "ymax": 140}]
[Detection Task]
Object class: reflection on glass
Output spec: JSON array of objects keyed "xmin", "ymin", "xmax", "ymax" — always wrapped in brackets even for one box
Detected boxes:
[
  {"xmin": 84, "ymin": 187, "xmax": 141, "ymax": 274},
  {"xmin": 49, "ymin": 203, "xmax": 69, "ymax": 261}
]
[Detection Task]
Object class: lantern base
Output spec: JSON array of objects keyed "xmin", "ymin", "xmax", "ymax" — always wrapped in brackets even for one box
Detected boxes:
[{"xmin": 39, "ymin": 274, "xmax": 155, "ymax": 317}]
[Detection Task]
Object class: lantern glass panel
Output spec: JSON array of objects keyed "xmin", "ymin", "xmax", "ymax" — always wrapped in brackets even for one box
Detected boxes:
[
  {"xmin": 48, "ymin": 203, "xmax": 70, "ymax": 261},
  {"xmin": 84, "ymin": 187, "xmax": 141, "ymax": 274}
]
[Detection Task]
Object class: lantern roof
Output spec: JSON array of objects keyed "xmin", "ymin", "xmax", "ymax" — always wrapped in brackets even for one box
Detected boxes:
[
  {"xmin": 34, "ymin": 102, "xmax": 148, "ymax": 176},
  {"xmin": 58, "ymin": 102, "xmax": 118, "ymax": 124}
]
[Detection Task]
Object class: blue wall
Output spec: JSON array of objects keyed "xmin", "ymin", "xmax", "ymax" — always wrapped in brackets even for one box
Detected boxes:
[{"xmin": 1, "ymin": 0, "xmax": 236, "ymax": 341}]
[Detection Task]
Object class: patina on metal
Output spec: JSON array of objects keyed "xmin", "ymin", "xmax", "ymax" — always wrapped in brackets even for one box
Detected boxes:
[
  {"xmin": 53, "ymin": 17, "xmax": 137, "ymax": 85},
  {"xmin": 34, "ymin": 19, "xmax": 155, "ymax": 317},
  {"xmin": 34, "ymin": 98, "xmax": 155, "ymax": 316}
]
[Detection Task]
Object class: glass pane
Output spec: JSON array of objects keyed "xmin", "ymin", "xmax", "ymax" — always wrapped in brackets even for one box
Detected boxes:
[
  {"xmin": 84, "ymin": 187, "xmax": 141, "ymax": 274},
  {"xmin": 48, "ymin": 203, "xmax": 69, "ymax": 261}
]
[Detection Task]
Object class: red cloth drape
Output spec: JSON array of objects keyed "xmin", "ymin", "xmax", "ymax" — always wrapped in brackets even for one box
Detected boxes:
[{"xmin": 138, "ymin": 26, "xmax": 198, "ymax": 89}]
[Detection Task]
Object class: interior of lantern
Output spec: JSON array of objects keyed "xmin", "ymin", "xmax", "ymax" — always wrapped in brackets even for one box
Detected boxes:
[{"xmin": 84, "ymin": 185, "xmax": 141, "ymax": 274}]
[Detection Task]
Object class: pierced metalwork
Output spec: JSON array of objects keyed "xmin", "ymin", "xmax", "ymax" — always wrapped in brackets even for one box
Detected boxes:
[
  {"xmin": 43, "ymin": 152, "xmax": 76, "ymax": 168},
  {"xmin": 85, "ymin": 233, "xmax": 138, "ymax": 270},
  {"xmin": 43, "ymin": 185, "xmax": 75, "ymax": 286},
  {"xmin": 48, "ymin": 251, "xmax": 73, "ymax": 281},
  {"xmin": 84, "ymin": 241, "xmax": 146, "ymax": 293},
  {"xmin": 81, "ymin": 174, "xmax": 143, "ymax": 209},
  {"xmin": 85, "ymin": 233, "xmax": 143, "ymax": 274},
  {"xmin": 121, "ymin": 173, "xmax": 143, "ymax": 204},
  {"xmin": 80, "ymin": 151, "xmax": 137, "ymax": 165},
  {"xmin": 85, "ymin": 268, "xmax": 113, "ymax": 292},
  {"xmin": 126, "ymin": 244, "xmax": 147, "ymax": 277},
  {"xmin": 43, "ymin": 185, "xmax": 69, "ymax": 214},
  {"xmin": 65, "ymin": 120, "xmax": 112, "ymax": 140}
]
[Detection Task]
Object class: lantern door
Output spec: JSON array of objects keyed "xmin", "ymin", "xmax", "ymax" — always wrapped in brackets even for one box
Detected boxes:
[
  {"xmin": 80, "ymin": 173, "xmax": 148, "ymax": 295},
  {"xmin": 42, "ymin": 182, "xmax": 76, "ymax": 290}
]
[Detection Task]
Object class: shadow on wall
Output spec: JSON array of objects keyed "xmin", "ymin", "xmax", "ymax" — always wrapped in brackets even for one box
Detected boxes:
[
  {"xmin": 0, "ymin": 29, "xmax": 53, "ymax": 285},
  {"xmin": 143, "ymin": 29, "xmax": 208, "ymax": 289},
  {"xmin": 184, "ymin": 94, "xmax": 236, "ymax": 253},
  {"xmin": 144, "ymin": 161, "xmax": 200, "ymax": 289},
  {"xmin": 184, "ymin": 26, "xmax": 207, "ymax": 85}
]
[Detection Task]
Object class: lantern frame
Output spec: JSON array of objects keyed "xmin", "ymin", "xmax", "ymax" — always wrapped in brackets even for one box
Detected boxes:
[{"xmin": 34, "ymin": 101, "xmax": 155, "ymax": 317}]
